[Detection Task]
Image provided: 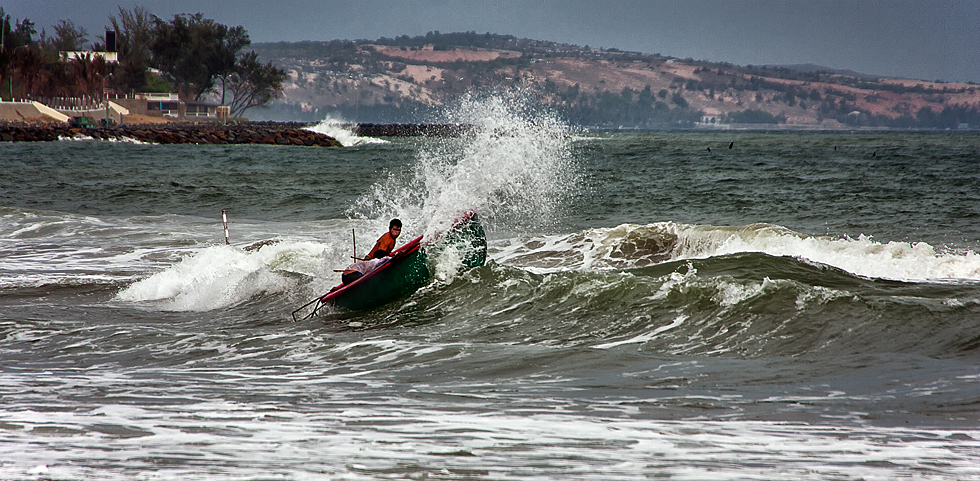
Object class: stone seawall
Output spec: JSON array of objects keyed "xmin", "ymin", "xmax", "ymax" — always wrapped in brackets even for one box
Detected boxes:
[
  {"xmin": 0, "ymin": 122, "xmax": 342, "ymax": 146},
  {"xmin": 353, "ymin": 123, "xmax": 472, "ymax": 137}
]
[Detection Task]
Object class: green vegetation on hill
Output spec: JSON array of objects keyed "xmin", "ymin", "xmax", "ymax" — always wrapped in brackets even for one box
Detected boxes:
[
  {"xmin": 252, "ymin": 31, "xmax": 980, "ymax": 128},
  {"xmin": 251, "ymin": 32, "xmax": 980, "ymax": 128}
]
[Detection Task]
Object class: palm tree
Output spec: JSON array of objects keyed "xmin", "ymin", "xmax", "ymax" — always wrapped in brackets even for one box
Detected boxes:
[
  {"xmin": 41, "ymin": 60, "xmax": 72, "ymax": 103},
  {"xmin": 67, "ymin": 53, "xmax": 111, "ymax": 106},
  {"xmin": 69, "ymin": 53, "xmax": 93, "ymax": 99},
  {"xmin": 0, "ymin": 48, "xmax": 11, "ymax": 98},
  {"xmin": 11, "ymin": 46, "xmax": 46, "ymax": 98}
]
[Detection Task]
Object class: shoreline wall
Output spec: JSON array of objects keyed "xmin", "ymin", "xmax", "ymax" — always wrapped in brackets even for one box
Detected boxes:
[
  {"xmin": 0, "ymin": 121, "xmax": 477, "ymax": 144},
  {"xmin": 352, "ymin": 123, "xmax": 472, "ymax": 137},
  {"xmin": 0, "ymin": 122, "xmax": 341, "ymax": 146}
]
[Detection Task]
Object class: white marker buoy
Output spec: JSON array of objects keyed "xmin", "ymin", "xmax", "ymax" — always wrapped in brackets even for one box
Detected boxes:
[{"xmin": 222, "ymin": 209, "xmax": 230, "ymax": 245}]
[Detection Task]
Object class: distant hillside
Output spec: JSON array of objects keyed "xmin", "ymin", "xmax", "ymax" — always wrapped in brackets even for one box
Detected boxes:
[
  {"xmin": 252, "ymin": 32, "xmax": 980, "ymax": 129},
  {"xmin": 766, "ymin": 64, "xmax": 885, "ymax": 81}
]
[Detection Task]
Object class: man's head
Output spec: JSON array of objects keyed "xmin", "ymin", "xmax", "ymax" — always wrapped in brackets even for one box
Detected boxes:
[{"xmin": 389, "ymin": 218, "xmax": 402, "ymax": 238}]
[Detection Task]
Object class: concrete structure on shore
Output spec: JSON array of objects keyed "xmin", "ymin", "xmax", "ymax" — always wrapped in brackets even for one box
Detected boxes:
[
  {"xmin": 0, "ymin": 102, "xmax": 69, "ymax": 123},
  {"xmin": 0, "ymin": 92, "xmax": 222, "ymax": 125}
]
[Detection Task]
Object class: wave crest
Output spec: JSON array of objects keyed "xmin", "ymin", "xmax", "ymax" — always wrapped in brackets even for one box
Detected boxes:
[{"xmin": 494, "ymin": 222, "xmax": 980, "ymax": 282}]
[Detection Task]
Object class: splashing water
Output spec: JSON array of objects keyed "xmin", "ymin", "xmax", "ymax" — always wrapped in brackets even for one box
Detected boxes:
[
  {"xmin": 349, "ymin": 91, "xmax": 578, "ymax": 236},
  {"xmin": 115, "ymin": 240, "xmax": 336, "ymax": 311},
  {"xmin": 114, "ymin": 93, "xmax": 579, "ymax": 311},
  {"xmin": 304, "ymin": 115, "xmax": 387, "ymax": 147}
]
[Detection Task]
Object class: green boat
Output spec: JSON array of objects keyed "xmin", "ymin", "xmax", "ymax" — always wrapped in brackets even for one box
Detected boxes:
[{"xmin": 292, "ymin": 212, "xmax": 486, "ymax": 318}]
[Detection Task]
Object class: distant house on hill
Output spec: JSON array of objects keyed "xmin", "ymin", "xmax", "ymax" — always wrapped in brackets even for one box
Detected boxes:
[
  {"xmin": 185, "ymin": 101, "xmax": 220, "ymax": 118},
  {"xmin": 143, "ymin": 93, "xmax": 182, "ymax": 117},
  {"xmin": 699, "ymin": 108, "xmax": 724, "ymax": 127}
]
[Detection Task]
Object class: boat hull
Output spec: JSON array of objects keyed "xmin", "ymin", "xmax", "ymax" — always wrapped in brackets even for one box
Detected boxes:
[
  {"xmin": 326, "ymin": 239, "xmax": 430, "ymax": 311},
  {"xmin": 319, "ymin": 212, "xmax": 486, "ymax": 312}
]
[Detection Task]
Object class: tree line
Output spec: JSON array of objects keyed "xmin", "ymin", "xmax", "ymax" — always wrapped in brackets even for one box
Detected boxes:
[{"xmin": 0, "ymin": 7, "xmax": 285, "ymax": 117}]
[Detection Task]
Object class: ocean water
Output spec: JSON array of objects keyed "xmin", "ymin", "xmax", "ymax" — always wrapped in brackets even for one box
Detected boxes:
[{"xmin": 2, "ymin": 97, "xmax": 980, "ymax": 480}]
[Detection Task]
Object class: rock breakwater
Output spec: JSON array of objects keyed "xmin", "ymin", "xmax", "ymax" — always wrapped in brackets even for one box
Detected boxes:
[
  {"xmin": 353, "ymin": 123, "xmax": 472, "ymax": 137},
  {"xmin": 0, "ymin": 122, "xmax": 342, "ymax": 146}
]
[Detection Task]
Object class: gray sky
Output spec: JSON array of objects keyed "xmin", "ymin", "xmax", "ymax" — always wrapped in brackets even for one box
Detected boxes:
[{"xmin": 5, "ymin": 0, "xmax": 979, "ymax": 83}]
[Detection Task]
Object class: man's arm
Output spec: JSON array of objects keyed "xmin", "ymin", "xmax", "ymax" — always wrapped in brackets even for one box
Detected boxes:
[{"xmin": 367, "ymin": 233, "xmax": 395, "ymax": 259}]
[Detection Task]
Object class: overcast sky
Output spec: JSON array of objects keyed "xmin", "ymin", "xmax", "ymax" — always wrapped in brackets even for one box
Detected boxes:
[{"xmin": 5, "ymin": 0, "xmax": 978, "ymax": 83}]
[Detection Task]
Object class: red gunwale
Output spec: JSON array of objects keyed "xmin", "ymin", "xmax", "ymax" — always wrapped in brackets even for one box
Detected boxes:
[{"xmin": 321, "ymin": 234, "xmax": 424, "ymax": 302}]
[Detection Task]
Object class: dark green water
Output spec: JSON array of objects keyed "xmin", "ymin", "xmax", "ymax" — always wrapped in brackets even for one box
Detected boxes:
[{"xmin": 2, "ymin": 115, "xmax": 979, "ymax": 479}]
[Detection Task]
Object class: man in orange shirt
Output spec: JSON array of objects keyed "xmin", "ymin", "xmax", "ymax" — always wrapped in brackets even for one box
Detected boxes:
[
  {"xmin": 367, "ymin": 218, "xmax": 402, "ymax": 259},
  {"xmin": 340, "ymin": 219, "xmax": 403, "ymax": 285}
]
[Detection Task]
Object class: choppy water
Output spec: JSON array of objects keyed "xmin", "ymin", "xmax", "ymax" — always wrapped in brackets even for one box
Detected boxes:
[{"xmin": 2, "ymin": 97, "xmax": 980, "ymax": 480}]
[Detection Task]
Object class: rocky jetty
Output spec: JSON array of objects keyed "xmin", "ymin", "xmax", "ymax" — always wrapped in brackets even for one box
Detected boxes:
[
  {"xmin": 353, "ymin": 123, "xmax": 472, "ymax": 137},
  {"xmin": 0, "ymin": 121, "xmax": 342, "ymax": 146}
]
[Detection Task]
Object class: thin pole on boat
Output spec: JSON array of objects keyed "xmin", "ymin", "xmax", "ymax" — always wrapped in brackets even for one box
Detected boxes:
[
  {"xmin": 352, "ymin": 228, "xmax": 356, "ymax": 260},
  {"xmin": 222, "ymin": 210, "xmax": 230, "ymax": 245}
]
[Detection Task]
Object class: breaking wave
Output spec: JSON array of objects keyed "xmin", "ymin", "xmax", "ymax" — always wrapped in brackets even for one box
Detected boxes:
[
  {"xmin": 493, "ymin": 222, "xmax": 980, "ymax": 282},
  {"xmin": 304, "ymin": 115, "xmax": 387, "ymax": 146}
]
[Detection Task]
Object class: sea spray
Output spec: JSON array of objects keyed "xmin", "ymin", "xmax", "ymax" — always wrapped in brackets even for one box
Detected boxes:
[
  {"xmin": 111, "ymin": 217, "xmax": 368, "ymax": 311},
  {"xmin": 304, "ymin": 115, "xmax": 387, "ymax": 147},
  {"xmin": 115, "ymin": 241, "xmax": 330, "ymax": 311},
  {"xmin": 348, "ymin": 91, "xmax": 579, "ymax": 237},
  {"xmin": 113, "ymin": 92, "xmax": 583, "ymax": 311}
]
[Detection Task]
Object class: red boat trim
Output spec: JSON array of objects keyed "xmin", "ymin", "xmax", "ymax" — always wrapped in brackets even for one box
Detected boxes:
[{"xmin": 321, "ymin": 234, "xmax": 424, "ymax": 302}]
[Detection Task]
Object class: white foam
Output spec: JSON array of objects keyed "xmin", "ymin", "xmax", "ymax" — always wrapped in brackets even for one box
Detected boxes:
[
  {"xmin": 1, "ymin": 396, "xmax": 976, "ymax": 480},
  {"xmin": 712, "ymin": 278, "xmax": 770, "ymax": 307},
  {"xmin": 430, "ymin": 242, "xmax": 466, "ymax": 283},
  {"xmin": 593, "ymin": 315, "xmax": 689, "ymax": 349},
  {"xmin": 682, "ymin": 226, "xmax": 980, "ymax": 282},
  {"xmin": 493, "ymin": 222, "xmax": 980, "ymax": 283},
  {"xmin": 58, "ymin": 134, "xmax": 96, "ymax": 141},
  {"xmin": 304, "ymin": 115, "xmax": 387, "ymax": 146},
  {"xmin": 0, "ymin": 211, "xmax": 178, "ymax": 286},
  {"xmin": 116, "ymin": 240, "xmax": 330, "ymax": 311},
  {"xmin": 491, "ymin": 223, "xmax": 682, "ymax": 273}
]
